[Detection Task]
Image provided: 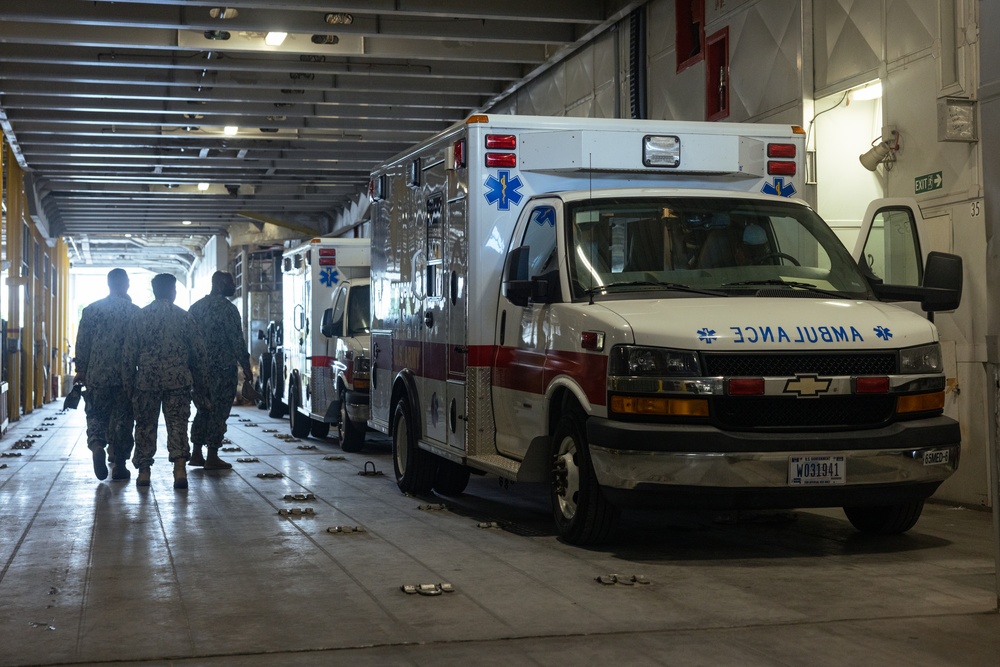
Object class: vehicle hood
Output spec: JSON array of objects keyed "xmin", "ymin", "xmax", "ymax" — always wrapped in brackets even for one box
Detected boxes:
[{"xmin": 597, "ymin": 297, "xmax": 938, "ymax": 351}]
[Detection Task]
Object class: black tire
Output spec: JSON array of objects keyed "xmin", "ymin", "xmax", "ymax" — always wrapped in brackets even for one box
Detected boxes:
[
  {"xmin": 255, "ymin": 354, "xmax": 271, "ymax": 410},
  {"xmin": 843, "ymin": 499, "xmax": 925, "ymax": 535},
  {"xmin": 310, "ymin": 420, "xmax": 330, "ymax": 439},
  {"xmin": 288, "ymin": 385, "xmax": 311, "ymax": 438},
  {"xmin": 550, "ymin": 409, "xmax": 620, "ymax": 545},
  {"xmin": 391, "ymin": 400, "xmax": 436, "ymax": 494},
  {"xmin": 268, "ymin": 355, "xmax": 286, "ymax": 418},
  {"xmin": 433, "ymin": 458, "xmax": 471, "ymax": 496},
  {"xmin": 338, "ymin": 387, "xmax": 366, "ymax": 453}
]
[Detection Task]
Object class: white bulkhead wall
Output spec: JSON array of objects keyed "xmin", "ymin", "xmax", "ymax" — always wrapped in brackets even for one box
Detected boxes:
[{"xmin": 485, "ymin": 0, "xmax": 988, "ymax": 508}]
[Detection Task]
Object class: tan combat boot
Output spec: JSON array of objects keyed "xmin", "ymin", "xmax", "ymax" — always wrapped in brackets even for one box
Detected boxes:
[
  {"xmin": 189, "ymin": 445, "xmax": 205, "ymax": 466},
  {"xmin": 137, "ymin": 467, "xmax": 151, "ymax": 487},
  {"xmin": 204, "ymin": 447, "xmax": 233, "ymax": 470},
  {"xmin": 173, "ymin": 459, "xmax": 188, "ymax": 489}
]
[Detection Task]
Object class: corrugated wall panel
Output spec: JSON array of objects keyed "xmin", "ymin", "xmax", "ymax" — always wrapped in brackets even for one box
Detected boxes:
[
  {"xmin": 886, "ymin": 0, "xmax": 936, "ymax": 62},
  {"xmin": 726, "ymin": 1, "xmax": 802, "ymax": 121}
]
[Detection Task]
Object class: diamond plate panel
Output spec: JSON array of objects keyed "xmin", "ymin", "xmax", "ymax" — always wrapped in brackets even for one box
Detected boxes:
[
  {"xmin": 814, "ymin": 0, "xmax": 882, "ymax": 92},
  {"xmin": 310, "ymin": 367, "xmax": 333, "ymax": 416},
  {"xmin": 466, "ymin": 366, "xmax": 496, "ymax": 458}
]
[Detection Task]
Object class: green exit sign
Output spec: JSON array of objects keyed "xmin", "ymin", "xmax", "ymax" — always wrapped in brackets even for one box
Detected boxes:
[{"xmin": 915, "ymin": 172, "xmax": 943, "ymax": 194}]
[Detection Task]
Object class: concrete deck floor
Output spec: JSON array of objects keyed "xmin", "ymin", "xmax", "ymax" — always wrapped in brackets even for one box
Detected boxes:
[{"xmin": 1, "ymin": 402, "xmax": 999, "ymax": 667}]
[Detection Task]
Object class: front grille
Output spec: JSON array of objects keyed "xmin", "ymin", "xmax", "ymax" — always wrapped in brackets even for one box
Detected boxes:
[
  {"xmin": 703, "ymin": 353, "xmax": 896, "ymax": 377},
  {"xmin": 713, "ymin": 395, "xmax": 895, "ymax": 431}
]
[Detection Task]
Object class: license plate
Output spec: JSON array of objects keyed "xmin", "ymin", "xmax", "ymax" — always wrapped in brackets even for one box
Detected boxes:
[
  {"xmin": 788, "ymin": 455, "xmax": 845, "ymax": 486},
  {"xmin": 923, "ymin": 449, "xmax": 950, "ymax": 465}
]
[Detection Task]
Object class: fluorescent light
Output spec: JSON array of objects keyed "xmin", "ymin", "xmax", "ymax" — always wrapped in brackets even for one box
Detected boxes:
[
  {"xmin": 265, "ymin": 32, "xmax": 287, "ymax": 46},
  {"xmin": 197, "ymin": 182, "xmax": 210, "ymax": 191},
  {"xmin": 224, "ymin": 126, "xmax": 239, "ymax": 135},
  {"xmin": 182, "ymin": 220, "xmax": 193, "ymax": 225},
  {"xmin": 851, "ymin": 82, "xmax": 882, "ymax": 101}
]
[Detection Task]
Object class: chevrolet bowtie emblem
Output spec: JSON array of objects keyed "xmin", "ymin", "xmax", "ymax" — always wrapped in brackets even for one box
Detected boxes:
[{"xmin": 784, "ymin": 374, "xmax": 831, "ymax": 398}]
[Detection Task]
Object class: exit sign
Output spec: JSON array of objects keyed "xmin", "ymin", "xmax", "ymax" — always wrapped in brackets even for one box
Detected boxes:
[{"xmin": 915, "ymin": 172, "xmax": 943, "ymax": 194}]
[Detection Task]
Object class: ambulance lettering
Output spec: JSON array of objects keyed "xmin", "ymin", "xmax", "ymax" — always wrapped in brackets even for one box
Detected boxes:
[{"xmin": 723, "ymin": 325, "xmax": 866, "ymax": 345}]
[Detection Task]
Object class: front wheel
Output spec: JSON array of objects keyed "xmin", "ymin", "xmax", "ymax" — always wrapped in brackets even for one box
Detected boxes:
[
  {"xmin": 338, "ymin": 387, "xmax": 366, "ymax": 453},
  {"xmin": 843, "ymin": 499, "xmax": 924, "ymax": 535},
  {"xmin": 391, "ymin": 400, "xmax": 436, "ymax": 494},
  {"xmin": 288, "ymin": 386, "xmax": 311, "ymax": 438},
  {"xmin": 550, "ymin": 410, "xmax": 619, "ymax": 545}
]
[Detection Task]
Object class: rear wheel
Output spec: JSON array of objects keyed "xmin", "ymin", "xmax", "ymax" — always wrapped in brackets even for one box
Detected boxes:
[
  {"xmin": 288, "ymin": 385, "xmax": 311, "ymax": 438},
  {"xmin": 310, "ymin": 420, "xmax": 330, "ymax": 439},
  {"xmin": 843, "ymin": 499, "xmax": 924, "ymax": 535},
  {"xmin": 255, "ymin": 354, "xmax": 271, "ymax": 410},
  {"xmin": 267, "ymin": 359, "xmax": 285, "ymax": 418},
  {"xmin": 391, "ymin": 400, "xmax": 436, "ymax": 494},
  {"xmin": 338, "ymin": 387, "xmax": 366, "ymax": 453},
  {"xmin": 551, "ymin": 409, "xmax": 619, "ymax": 545},
  {"xmin": 433, "ymin": 459, "xmax": 471, "ymax": 496}
]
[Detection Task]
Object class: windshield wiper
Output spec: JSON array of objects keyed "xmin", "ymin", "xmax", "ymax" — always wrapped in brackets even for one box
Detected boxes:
[
  {"xmin": 720, "ymin": 279, "xmax": 844, "ymax": 298},
  {"xmin": 584, "ymin": 280, "xmax": 728, "ymax": 303}
]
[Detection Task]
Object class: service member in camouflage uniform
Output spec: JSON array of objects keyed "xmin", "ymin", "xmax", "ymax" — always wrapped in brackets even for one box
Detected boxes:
[
  {"xmin": 188, "ymin": 271, "xmax": 252, "ymax": 470},
  {"xmin": 122, "ymin": 273, "xmax": 210, "ymax": 490},
  {"xmin": 74, "ymin": 268, "xmax": 140, "ymax": 481}
]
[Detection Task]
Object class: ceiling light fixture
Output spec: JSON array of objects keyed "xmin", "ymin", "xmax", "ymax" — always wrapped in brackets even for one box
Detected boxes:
[
  {"xmin": 224, "ymin": 126, "xmax": 239, "ymax": 135},
  {"xmin": 325, "ymin": 13, "xmax": 353, "ymax": 25},
  {"xmin": 850, "ymin": 82, "xmax": 882, "ymax": 101},
  {"xmin": 197, "ymin": 182, "xmax": 210, "ymax": 191},
  {"xmin": 265, "ymin": 31, "xmax": 288, "ymax": 46},
  {"xmin": 182, "ymin": 220, "xmax": 193, "ymax": 226},
  {"xmin": 209, "ymin": 7, "xmax": 238, "ymax": 19}
]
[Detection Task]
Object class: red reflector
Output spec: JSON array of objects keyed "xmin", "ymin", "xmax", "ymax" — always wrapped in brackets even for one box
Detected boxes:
[
  {"xmin": 485, "ymin": 152, "xmax": 517, "ymax": 168},
  {"xmin": 767, "ymin": 160, "xmax": 796, "ymax": 176},
  {"xmin": 767, "ymin": 143, "xmax": 796, "ymax": 158},
  {"xmin": 728, "ymin": 378, "xmax": 765, "ymax": 395},
  {"xmin": 453, "ymin": 139, "xmax": 466, "ymax": 168},
  {"xmin": 580, "ymin": 331, "xmax": 605, "ymax": 351},
  {"xmin": 486, "ymin": 134, "xmax": 517, "ymax": 149},
  {"xmin": 855, "ymin": 376, "xmax": 890, "ymax": 393}
]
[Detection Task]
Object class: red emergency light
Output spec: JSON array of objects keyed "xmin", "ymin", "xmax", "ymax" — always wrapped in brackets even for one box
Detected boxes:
[
  {"xmin": 767, "ymin": 161, "xmax": 796, "ymax": 176},
  {"xmin": 485, "ymin": 153, "xmax": 517, "ymax": 168},
  {"xmin": 452, "ymin": 139, "xmax": 466, "ymax": 168},
  {"xmin": 486, "ymin": 134, "xmax": 517, "ymax": 149},
  {"xmin": 855, "ymin": 376, "xmax": 890, "ymax": 393},
  {"xmin": 767, "ymin": 143, "xmax": 797, "ymax": 158},
  {"xmin": 728, "ymin": 378, "xmax": 765, "ymax": 395}
]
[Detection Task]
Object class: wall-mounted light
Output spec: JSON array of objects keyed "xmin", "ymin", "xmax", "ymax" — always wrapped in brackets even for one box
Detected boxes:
[
  {"xmin": 859, "ymin": 130, "xmax": 900, "ymax": 172},
  {"xmin": 850, "ymin": 82, "xmax": 882, "ymax": 101},
  {"xmin": 265, "ymin": 31, "xmax": 288, "ymax": 46}
]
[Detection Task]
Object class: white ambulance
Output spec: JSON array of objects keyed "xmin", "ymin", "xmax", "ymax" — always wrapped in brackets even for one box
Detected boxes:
[
  {"xmin": 279, "ymin": 238, "xmax": 371, "ymax": 446},
  {"xmin": 367, "ymin": 114, "xmax": 963, "ymax": 545}
]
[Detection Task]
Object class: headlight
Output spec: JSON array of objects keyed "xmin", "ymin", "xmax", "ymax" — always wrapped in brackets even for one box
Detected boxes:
[
  {"xmin": 608, "ymin": 345, "xmax": 700, "ymax": 377},
  {"xmin": 899, "ymin": 343, "xmax": 942, "ymax": 374},
  {"xmin": 354, "ymin": 356, "xmax": 371, "ymax": 375}
]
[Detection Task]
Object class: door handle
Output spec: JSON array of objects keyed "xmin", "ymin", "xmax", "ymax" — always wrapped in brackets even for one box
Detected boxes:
[{"xmin": 424, "ymin": 311, "xmax": 434, "ymax": 328}]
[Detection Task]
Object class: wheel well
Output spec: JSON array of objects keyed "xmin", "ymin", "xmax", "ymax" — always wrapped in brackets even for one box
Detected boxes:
[
  {"xmin": 390, "ymin": 371, "xmax": 421, "ymax": 440},
  {"xmin": 548, "ymin": 386, "xmax": 582, "ymax": 436}
]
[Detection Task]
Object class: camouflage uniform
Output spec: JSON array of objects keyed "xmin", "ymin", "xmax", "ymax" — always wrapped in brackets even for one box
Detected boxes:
[
  {"xmin": 75, "ymin": 294, "xmax": 140, "ymax": 463},
  {"xmin": 189, "ymin": 293, "xmax": 252, "ymax": 448},
  {"xmin": 122, "ymin": 299, "xmax": 208, "ymax": 469}
]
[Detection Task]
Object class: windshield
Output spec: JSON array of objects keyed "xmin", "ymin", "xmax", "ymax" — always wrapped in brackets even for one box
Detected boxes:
[{"xmin": 566, "ymin": 197, "xmax": 872, "ymax": 300}]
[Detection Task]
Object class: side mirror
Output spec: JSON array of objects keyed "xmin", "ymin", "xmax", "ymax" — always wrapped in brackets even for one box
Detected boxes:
[
  {"xmin": 503, "ymin": 246, "xmax": 532, "ymax": 307},
  {"xmin": 320, "ymin": 308, "xmax": 335, "ymax": 337},
  {"xmin": 920, "ymin": 251, "xmax": 962, "ymax": 313}
]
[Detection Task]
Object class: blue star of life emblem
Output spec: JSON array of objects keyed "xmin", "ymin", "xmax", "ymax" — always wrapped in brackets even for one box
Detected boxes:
[
  {"xmin": 761, "ymin": 177, "xmax": 797, "ymax": 198},
  {"xmin": 319, "ymin": 267, "xmax": 340, "ymax": 287},
  {"xmin": 873, "ymin": 325, "xmax": 892, "ymax": 341},
  {"xmin": 531, "ymin": 206, "xmax": 556, "ymax": 227},
  {"xmin": 697, "ymin": 327, "xmax": 718, "ymax": 344},
  {"xmin": 484, "ymin": 170, "xmax": 524, "ymax": 211}
]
